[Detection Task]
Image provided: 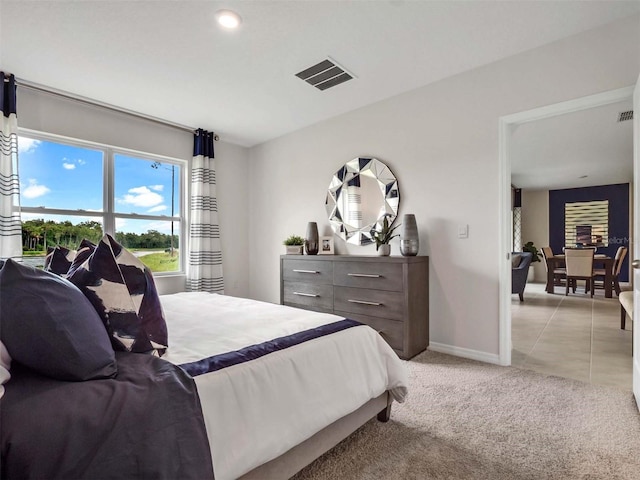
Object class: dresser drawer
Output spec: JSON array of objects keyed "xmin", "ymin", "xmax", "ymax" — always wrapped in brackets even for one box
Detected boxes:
[
  {"xmin": 283, "ymin": 281, "xmax": 333, "ymax": 311},
  {"xmin": 282, "ymin": 259, "xmax": 333, "ymax": 285},
  {"xmin": 333, "ymin": 261, "xmax": 402, "ymax": 292},
  {"xmin": 334, "ymin": 286, "xmax": 403, "ymax": 321},
  {"xmin": 335, "ymin": 310, "xmax": 404, "ymax": 352}
]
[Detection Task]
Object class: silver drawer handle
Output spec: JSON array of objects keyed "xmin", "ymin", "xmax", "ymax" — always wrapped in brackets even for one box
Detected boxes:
[
  {"xmin": 293, "ymin": 269, "xmax": 319, "ymax": 274},
  {"xmin": 348, "ymin": 299, "xmax": 383, "ymax": 306},
  {"xmin": 348, "ymin": 273, "xmax": 382, "ymax": 278},
  {"xmin": 293, "ymin": 292, "xmax": 319, "ymax": 298}
]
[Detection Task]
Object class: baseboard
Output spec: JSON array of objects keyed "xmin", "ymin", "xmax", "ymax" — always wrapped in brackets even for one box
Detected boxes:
[{"xmin": 428, "ymin": 342, "xmax": 501, "ymax": 365}]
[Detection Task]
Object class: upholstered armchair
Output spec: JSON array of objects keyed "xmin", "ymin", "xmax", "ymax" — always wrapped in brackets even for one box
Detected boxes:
[{"xmin": 512, "ymin": 252, "xmax": 533, "ymax": 301}]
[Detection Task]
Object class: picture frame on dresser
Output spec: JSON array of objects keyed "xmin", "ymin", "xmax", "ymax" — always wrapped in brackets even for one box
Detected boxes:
[{"xmin": 319, "ymin": 237, "xmax": 334, "ymax": 255}]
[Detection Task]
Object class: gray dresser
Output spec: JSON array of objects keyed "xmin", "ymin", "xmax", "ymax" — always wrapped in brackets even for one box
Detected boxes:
[{"xmin": 280, "ymin": 255, "xmax": 429, "ymax": 359}]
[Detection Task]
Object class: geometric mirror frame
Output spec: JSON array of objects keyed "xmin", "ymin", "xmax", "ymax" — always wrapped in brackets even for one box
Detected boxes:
[{"xmin": 325, "ymin": 157, "xmax": 400, "ymax": 246}]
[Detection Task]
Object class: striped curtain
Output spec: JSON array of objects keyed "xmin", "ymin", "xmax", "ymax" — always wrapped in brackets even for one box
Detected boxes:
[
  {"xmin": 187, "ymin": 129, "xmax": 224, "ymax": 293},
  {"xmin": 0, "ymin": 73, "xmax": 21, "ymax": 261}
]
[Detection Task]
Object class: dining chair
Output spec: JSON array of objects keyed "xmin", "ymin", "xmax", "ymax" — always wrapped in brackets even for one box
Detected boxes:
[
  {"xmin": 564, "ymin": 248, "xmax": 595, "ymax": 297},
  {"xmin": 593, "ymin": 246, "xmax": 628, "ymax": 296},
  {"xmin": 541, "ymin": 246, "xmax": 567, "ymax": 290}
]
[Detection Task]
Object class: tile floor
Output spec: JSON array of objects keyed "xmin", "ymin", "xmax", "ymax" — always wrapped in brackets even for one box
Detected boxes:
[{"xmin": 511, "ymin": 281, "xmax": 633, "ymax": 390}]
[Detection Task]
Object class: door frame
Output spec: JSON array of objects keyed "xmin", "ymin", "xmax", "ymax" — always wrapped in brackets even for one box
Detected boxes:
[{"xmin": 498, "ymin": 86, "xmax": 635, "ymax": 366}]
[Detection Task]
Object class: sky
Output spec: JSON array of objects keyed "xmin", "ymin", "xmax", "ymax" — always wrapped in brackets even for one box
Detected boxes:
[{"xmin": 18, "ymin": 136, "xmax": 180, "ymax": 235}]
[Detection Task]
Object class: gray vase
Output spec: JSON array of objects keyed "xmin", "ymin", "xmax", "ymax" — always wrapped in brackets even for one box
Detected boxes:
[
  {"xmin": 400, "ymin": 214, "xmax": 419, "ymax": 256},
  {"xmin": 305, "ymin": 222, "xmax": 319, "ymax": 255}
]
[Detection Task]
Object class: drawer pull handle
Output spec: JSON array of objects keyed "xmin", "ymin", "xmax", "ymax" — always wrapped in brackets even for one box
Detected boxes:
[
  {"xmin": 348, "ymin": 273, "xmax": 382, "ymax": 278},
  {"xmin": 293, "ymin": 292, "xmax": 319, "ymax": 298},
  {"xmin": 293, "ymin": 269, "xmax": 319, "ymax": 274},
  {"xmin": 348, "ymin": 299, "xmax": 383, "ymax": 306}
]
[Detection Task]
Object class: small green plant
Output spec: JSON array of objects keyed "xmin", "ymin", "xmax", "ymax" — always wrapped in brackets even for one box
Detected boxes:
[
  {"xmin": 283, "ymin": 235, "xmax": 305, "ymax": 246},
  {"xmin": 373, "ymin": 216, "xmax": 400, "ymax": 251},
  {"xmin": 522, "ymin": 241, "xmax": 542, "ymax": 263}
]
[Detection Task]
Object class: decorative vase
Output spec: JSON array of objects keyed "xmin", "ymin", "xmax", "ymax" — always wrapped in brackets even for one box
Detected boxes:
[
  {"xmin": 378, "ymin": 244, "xmax": 391, "ymax": 256},
  {"xmin": 400, "ymin": 214, "xmax": 419, "ymax": 256},
  {"xmin": 305, "ymin": 222, "xmax": 319, "ymax": 255}
]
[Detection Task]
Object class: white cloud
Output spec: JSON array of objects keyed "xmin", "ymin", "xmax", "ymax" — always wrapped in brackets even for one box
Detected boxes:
[
  {"xmin": 119, "ymin": 186, "xmax": 163, "ymax": 208},
  {"xmin": 22, "ymin": 179, "xmax": 51, "ymax": 199},
  {"xmin": 63, "ymin": 162, "xmax": 76, "ymax": 170},
  {"xmin": 149, "ymin": 185, "xmax": 164, "ymax": 192},
  {"xmin": 148, "ymin": 205, "xmax": 168, "ymax": 213},
  {"xmin": 18, "ymin": 138, "xmax": 41, "ymax": 154},
  {"xmin": 78, "ymin": 159, "xmax": 86, "ymax": 165}
]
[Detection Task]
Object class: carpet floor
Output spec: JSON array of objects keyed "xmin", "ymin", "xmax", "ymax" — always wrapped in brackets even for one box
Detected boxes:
[{"xmin": 293, "ymin": 351, "xmax": 640, "ymax": 480}]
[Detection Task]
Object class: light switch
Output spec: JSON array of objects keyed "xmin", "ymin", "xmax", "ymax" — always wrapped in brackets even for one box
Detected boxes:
[{"xmin": 458, "ymin": 224, "xmax": 468, "ymax": 239}]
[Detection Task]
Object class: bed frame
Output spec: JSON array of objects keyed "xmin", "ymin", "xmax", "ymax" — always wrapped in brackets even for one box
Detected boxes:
[{"xmin": 240, "ymin": 391, "xmax": 392, "ymax": 479}]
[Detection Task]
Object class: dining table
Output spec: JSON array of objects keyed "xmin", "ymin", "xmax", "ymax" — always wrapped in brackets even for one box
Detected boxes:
[{"xmin": 545, "ymin": 254, "xmax": 615, "ymax": 298}]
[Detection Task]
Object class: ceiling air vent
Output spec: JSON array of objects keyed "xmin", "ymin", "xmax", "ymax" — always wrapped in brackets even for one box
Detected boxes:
[
  {"xmin": 618, "ymin": 110, "xmax": 634, "ymax": 122},
  {"xmin": 295, "ymin": 58, "xmax": 354, "ymax": 91}
]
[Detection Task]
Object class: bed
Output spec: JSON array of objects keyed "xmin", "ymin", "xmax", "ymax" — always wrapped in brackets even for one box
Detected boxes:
[
  {"xmin": 1, "ymin": 258, "xmax": 408, "ymax": 479},
  {"xmin": 161, "ymin": 292, "xmax": 408, "ymax": 480}
]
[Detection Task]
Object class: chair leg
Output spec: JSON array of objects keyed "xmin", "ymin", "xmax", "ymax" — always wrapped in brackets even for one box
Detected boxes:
[
  {"xmin": 565, "ymin": 280, "xmax": 569, "ymax": 296},
  {"xmin": 614, "ymin": 278, "xmax": 621, "ymax": 296},
  {"xmin": 590, "ymin": 279, "xmax": 594, "ymax": 298},
  {"xmin": 519, "ymin": 292, "xmax": 524, "ymax": 302},
  {"xmin": 621, "ymin": 305, "xmax": 627, "ymax": 330},
  {"xmin": 572, "ymin": 279, "xmax": 576, "ymax": 293}
]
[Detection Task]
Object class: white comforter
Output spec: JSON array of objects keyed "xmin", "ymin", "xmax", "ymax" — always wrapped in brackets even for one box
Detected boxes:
[{"xmin": 161, "ymin": 292, "xmax": 408, "ymax": 480}]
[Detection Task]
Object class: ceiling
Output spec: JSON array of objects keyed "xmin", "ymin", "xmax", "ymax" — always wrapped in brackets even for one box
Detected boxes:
[
  {"xmin": 511, "ymin": 99, "xmax": 634, "ymax": 191},
  {"xmin": 1, "ymin": 1, "xmax": 639, "ymax": 148}
]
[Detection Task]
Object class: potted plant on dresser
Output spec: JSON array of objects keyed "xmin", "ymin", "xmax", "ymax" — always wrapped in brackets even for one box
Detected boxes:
[
  {"xmin": 283, "ymin": 235, "xmax": 305, "ymax": 255},
  {"xmin": 373, "ymin": 216, "xmax": 400, "ymax": 256}
]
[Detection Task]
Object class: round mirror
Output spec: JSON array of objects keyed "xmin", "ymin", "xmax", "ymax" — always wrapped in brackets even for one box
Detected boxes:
[{"xmin": 325, "ymin": 157, "xmax": 400, "ymax": 245}]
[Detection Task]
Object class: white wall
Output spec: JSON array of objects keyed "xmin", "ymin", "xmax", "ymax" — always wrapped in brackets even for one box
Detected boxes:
[
  {"xmin": 248, "ymin": 15, "xmax": 640, "ymax": 360},
  {"xmin": 17, "ymin": 88, "xmax": 251, "ymax": 298},
  {"xmin": 521, "ymin": 190, "xmax": 549, "ymax": 282}
]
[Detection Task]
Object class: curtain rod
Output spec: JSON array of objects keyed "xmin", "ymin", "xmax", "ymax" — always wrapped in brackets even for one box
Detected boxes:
[{"xmin": 14, "ymin": 77, "xmax": 219, "ymax": 140}]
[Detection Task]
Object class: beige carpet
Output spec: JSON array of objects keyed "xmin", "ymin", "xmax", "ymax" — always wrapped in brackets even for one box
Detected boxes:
[{"xmin": 293, "ymin": 351, "xmax": 640, "ymax": 480}]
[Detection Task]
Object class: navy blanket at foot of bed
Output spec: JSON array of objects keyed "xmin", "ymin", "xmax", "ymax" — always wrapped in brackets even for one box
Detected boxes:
[
  {"xmin": 180, "ymin": 318, "xmax": 362, "ymax": 377},
  {"xmin": 1, "ymin": 352, "xmax": 215, "ymax": 480}
]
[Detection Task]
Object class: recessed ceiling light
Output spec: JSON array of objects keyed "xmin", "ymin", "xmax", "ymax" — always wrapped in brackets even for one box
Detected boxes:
[{"xmin": 215, "ymin": 10, "xmax": 242, "ymax": 29}]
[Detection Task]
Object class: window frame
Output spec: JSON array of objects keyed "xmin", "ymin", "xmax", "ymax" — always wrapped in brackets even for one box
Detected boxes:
[{"xmin": 17, "ymin": 128, "xmax": 188, "ymax": 276}]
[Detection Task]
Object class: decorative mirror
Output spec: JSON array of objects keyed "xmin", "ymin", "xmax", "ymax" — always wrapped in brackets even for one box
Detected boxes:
[{"xmin": 325, "ymin": 157, "xmax": 400, "ymax": 245}]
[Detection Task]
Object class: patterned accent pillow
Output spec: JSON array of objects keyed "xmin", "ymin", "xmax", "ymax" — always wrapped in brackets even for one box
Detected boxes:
[
  {"xmin": 0, "ymin": 259, "xmax": 117, "ymax": 381},
  {"xmin": 66, "ymin": 239, "xmax": 96, "ymax": 277},
  {"xmin": 44, "ymin": 246, "xmax": 77, "ymax": 276},
  {"xmin": 0, "ymin": 341, "xmax": 11, "ymax": 399},
  {"xmin": 67, "ymin": 234, "xmax": 168, "ymax": 356}
]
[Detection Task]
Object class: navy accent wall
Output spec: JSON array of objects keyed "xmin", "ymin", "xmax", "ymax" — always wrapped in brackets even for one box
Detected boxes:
[{"xmin": 549, "ymin": 183, "xmax": 629, "ymax": 282}]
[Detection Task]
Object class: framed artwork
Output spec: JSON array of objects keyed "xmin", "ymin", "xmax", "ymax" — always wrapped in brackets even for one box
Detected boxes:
[{"xmin": 319, "ymin": 236, "xmax": 334, "ymax": 255}]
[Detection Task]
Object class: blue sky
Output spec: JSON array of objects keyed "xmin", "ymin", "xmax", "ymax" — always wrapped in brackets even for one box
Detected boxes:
[{"xmin": 18, "ymin": 136, "xmax": 180, "ymax": 235}]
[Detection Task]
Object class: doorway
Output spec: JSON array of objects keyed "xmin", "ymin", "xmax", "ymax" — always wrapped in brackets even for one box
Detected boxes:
[{"xmin": 498, "ymin": 86, "xmax": 635, "ymax": 373}]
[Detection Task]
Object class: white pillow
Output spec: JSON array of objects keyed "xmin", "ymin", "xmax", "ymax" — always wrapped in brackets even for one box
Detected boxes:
[{"xmin": 0, "ymin": 340, "xmax": 12, "ymax": 399}]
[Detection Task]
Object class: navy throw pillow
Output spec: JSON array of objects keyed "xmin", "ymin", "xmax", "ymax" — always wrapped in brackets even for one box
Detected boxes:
[
  {"xmin": 67, "ymin": 234, "xmax": 168, "ymax": 356},
  {"xmin": 0, "ymin": 259, "xmax": 117, "ymax": 381}
]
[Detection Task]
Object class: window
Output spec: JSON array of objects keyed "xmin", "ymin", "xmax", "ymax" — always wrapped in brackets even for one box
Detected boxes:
[
  {"xmin": 564, "ymin": 200, "xmax": 608, "ymax": 248},
  {"xmin": 18, "ymin": 131, "xmax": 185, "ymax": 274}
]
